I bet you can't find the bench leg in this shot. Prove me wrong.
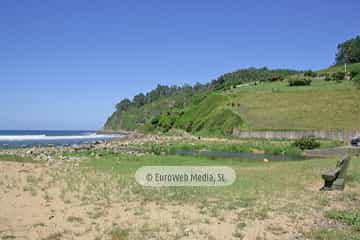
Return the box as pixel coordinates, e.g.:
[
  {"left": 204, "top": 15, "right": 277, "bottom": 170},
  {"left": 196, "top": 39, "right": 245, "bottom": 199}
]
[{"left": 320, "top": 180, "right": 334, "bottom": 191}]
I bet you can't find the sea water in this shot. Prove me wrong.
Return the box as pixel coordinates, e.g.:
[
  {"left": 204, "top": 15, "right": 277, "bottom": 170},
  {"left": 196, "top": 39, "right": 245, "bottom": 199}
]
[{"left": 0, "top": 130, "right": 121, "bottom": 148}]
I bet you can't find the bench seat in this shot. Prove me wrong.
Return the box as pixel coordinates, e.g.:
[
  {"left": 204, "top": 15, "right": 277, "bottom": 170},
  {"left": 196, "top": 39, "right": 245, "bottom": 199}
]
[
  {"left": 321, "top": 167, "right": 341, "bottom": 181},
  {"left": 320, "top": 155, "right": 350, "bottom": 191}
]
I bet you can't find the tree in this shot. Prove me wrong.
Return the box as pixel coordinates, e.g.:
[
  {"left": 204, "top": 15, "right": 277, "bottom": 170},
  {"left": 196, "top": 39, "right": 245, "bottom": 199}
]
[
  {"left": 193, "top": 82, "right": 204, "bottom": 91},
  {"left": 115, "top": 99, "right": 131, "bottom": 111},
  {"left": 304, "top": 70, "right": 317, "bottom": 77},
  {"left": 133, "top": 93, "right": 145, "bottom": 107},
  {"left": 336, "top": 35, "right": 360, "bottom": 64},
  {"left": 210, "top": 67, "right": 299, "bottom": 90}
]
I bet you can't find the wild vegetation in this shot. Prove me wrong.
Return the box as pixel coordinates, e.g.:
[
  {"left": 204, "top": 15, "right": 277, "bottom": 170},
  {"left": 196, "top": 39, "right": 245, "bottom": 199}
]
[
  {"left": 104, "top": 35, "right": 360, "bottom": 136},
  {"left": 143, "top": 139, "right": 304, "bottom": 157},
  {"left": 288, "top": 77, "right": 312, "bottom": 86},
  {"left": 104, "top": 67, "right": 300, "bottom": 132},
  {"left": 211, "top": 67, "right": 299, "bottom": 90},
  {"left": 292, "top": 136, "right": 321, "bottom": 150}
]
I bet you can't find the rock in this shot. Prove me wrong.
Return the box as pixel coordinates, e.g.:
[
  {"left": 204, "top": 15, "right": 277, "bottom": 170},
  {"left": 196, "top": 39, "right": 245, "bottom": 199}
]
[
  {"left": 26, "top": 150, "right": 34, "bottom": 155},
  {"left": 94, "top": 140, "right": 104, "bottom": 145},
  {"left": 36, "top": 153, "right": 48, "bottom": 161}
]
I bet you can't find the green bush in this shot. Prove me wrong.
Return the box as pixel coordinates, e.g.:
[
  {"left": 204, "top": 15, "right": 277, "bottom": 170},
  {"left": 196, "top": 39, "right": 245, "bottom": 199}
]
[
  {"left": 292, "top": 136, "right": 320, "bottom": 150},
  {"left": 332, "top": 71, "right": 346, "bottom": 81},
  {"left": 323, "top": 71, "right": 347, "bottom": 82},
  {"left": 304, "top": 70, "right": 317, "bottom": 77},
  {"left": 349, "top": 71, "right": 358, "bottom": 79},
  {"left": 148, "top": 111, "right": 185, "bottom": 133},
  {"left": 150, "top": 145, "right": 165, "bottom": 155},
  {"left": 288, "top": 78, "right": 312, "bottom": 86},
  {"left": 324, "top": 73, "right": 332, "bottom": 81},
  {"left": 269, "top": 75, "right": 284, "bottom": 82}
]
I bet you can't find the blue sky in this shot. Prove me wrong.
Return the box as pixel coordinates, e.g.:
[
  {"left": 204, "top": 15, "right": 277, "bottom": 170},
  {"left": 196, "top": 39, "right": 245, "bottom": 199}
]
[{"left": 1, "top": 0, "right": 359, "bottom": 130}]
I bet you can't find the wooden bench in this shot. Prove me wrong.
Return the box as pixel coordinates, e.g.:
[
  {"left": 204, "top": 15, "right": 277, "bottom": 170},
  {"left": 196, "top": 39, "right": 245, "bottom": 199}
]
[{"left": 320, "top": 155, "right": 351, "bottom": 191}]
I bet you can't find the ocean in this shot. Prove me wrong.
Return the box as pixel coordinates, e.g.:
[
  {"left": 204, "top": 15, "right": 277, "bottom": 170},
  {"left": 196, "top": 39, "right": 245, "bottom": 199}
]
[{"left": 0, "top": 130, "right": 121, "bottom": 148}]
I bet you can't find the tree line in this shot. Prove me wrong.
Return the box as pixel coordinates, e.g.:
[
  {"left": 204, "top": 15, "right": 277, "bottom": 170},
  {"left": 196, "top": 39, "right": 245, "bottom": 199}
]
[
  {"left": 114, "top": 67, "right": 301, "bottom": 112},
  {"left": 115, "top": 83, "right": 208, "bottom": 112},
  {"left": 336, "top": 35, "right": 360, "bottom": 64}
]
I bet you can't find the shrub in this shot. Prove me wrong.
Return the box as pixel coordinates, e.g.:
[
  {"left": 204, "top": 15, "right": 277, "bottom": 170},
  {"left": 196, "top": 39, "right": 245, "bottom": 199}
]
[
  {"left": 332, "top": 71, "right": 346, "bottom": 81},
  {"left": 324, "top": 73, "right": 332, "bottom": 81},
  {"left": 288, "top": 78, "right": 312, "bottom": 86},
  {"left": 304, "top": 70, "right": 317, "bottom": 77},
  {"left": 150, "top": 145, "right": 164, "bottom": 155},
  {"left": 353, "top": 75, "right": 360, "bottom": 89},
  {"left": 349, "top": 70, "right": 359, "bottom": 79},
  {"left": 269, "top": 75, "right": 284, "bottom": 82},
  {"left": 292, "top": 136, "right": 320, "bottom": 150},
  {"left": 150, "top": 115, "right": 161, "bottom": 125},
  {"left": 149, "top": 111, "right": 185, "bottom": 133}
]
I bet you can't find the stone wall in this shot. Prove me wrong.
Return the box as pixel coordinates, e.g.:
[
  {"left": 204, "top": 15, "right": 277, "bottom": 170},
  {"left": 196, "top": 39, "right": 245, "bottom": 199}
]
[{"left": 232, "top": 129, "right": 360, "bottom": 141}]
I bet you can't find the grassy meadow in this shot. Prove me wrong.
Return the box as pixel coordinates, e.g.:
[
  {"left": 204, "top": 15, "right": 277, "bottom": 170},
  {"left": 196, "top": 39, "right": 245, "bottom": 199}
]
[{"left": 228, "top": 80, "right": 360, "bottom": 130}]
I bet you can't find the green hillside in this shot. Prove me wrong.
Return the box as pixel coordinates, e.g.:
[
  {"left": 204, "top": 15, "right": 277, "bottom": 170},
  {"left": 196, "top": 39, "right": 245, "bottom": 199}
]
[
  {"left": 173, "top": 94, "right": 243, "bottom": 136},
  {"left": 104, "top": 67, "right": 298, "bottom": 132},
  {"left": 104, "top": 91, "right": 202, "bottom": 131},
  {"left": 104, "top": 63, "right": 360, "bottom": 136},
  {"left": 228, "top": 80, "right": 360, "bottom": 130},
  {"left": 319, "top": 62, "right": 360, "bottom": 73}
]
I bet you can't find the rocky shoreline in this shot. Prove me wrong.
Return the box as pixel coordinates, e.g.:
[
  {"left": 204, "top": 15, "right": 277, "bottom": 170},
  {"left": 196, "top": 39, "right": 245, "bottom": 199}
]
[{"left": 0, "top": 133, "right": 196, "bottom": 162}]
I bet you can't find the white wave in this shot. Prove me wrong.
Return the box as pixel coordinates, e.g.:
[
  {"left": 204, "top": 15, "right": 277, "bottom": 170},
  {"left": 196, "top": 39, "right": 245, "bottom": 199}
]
[{"left": 0, "top": 134, "right": 120, "bottom": 141}]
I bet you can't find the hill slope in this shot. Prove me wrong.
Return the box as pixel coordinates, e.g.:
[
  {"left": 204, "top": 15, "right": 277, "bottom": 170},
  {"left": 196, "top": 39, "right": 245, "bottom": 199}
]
[
  {"left": 104, "top": 64, "right": 360, "bottom": 135},
  {"left": 104, "top": 67, "right": 299, "bottom": 132},
  {"left": 228, "top": 80, "right": 360, "bottom": 130}
]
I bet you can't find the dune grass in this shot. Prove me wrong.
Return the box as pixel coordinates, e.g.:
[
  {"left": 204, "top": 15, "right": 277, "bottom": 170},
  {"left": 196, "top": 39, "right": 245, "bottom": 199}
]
[
  {"left": 56, "top": 149, "right": 360, "bottom": 238},
  {"left": 70, "top": 150, "right": 360, "bottom": 207}
]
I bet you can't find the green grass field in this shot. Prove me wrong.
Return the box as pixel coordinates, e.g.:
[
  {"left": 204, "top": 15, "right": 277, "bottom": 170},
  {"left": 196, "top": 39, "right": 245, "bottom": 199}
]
[{"left": 228, "top": 80, "right": 360, "bottom": 130}]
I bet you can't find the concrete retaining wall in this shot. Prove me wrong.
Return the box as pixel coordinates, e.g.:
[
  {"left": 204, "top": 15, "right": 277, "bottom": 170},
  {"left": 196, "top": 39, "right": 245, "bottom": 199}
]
[{"left": 232, "top": 129, "right": 360, "bottom": 141}]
